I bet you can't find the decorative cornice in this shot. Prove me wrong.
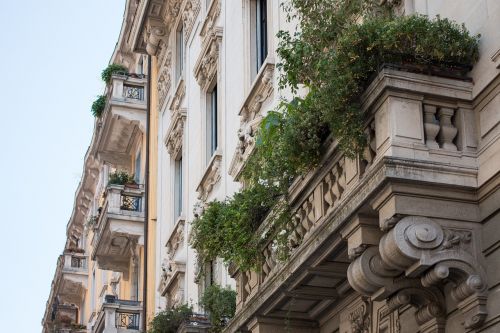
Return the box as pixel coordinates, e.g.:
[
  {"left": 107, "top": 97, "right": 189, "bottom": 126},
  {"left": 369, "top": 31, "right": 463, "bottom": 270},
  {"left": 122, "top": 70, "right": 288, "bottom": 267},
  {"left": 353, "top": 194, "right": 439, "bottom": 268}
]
[
  {"left": 164, "top": 108, "right": 187, "bottom": 156},
  {"left": 196, "top": 151, "right": 222, "bottom": 201},
  {"left": 193, "top": 26, "right": 223, "bottom": 91},
  {"left": 229, "top": 62, "right": 275, "bottom": 180}
]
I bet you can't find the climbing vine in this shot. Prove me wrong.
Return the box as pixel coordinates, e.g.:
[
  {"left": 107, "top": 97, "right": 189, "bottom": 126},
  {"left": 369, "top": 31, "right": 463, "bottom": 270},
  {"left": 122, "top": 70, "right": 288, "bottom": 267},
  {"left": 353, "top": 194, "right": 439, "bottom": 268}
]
[{"left": 190, "top": 1, "right": 480, "bottom": 273}]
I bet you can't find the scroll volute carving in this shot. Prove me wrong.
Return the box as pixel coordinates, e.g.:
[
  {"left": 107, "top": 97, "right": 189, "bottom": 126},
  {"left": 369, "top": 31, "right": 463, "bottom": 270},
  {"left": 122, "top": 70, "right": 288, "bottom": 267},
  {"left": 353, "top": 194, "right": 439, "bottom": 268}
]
[
  {"left": 346, "top": 216, "right": 488, "bottom": 331},
  {"left": 144, "top": 17, "right": 168, "bottom": 56}
]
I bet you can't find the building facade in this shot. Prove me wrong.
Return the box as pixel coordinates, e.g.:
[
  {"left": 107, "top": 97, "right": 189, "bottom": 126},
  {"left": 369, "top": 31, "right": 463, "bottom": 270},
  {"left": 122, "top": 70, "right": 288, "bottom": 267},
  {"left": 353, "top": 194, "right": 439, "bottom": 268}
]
[{"left": 43, "top": 1, "right": 500, "bottom": 333}]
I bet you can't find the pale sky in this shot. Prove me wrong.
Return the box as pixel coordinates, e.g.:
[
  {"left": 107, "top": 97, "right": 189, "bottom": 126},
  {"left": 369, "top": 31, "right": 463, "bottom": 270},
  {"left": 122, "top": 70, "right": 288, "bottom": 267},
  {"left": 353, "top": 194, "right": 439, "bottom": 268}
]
[{"left": 0, "top": 1, "right": 125, "bottom": 331}]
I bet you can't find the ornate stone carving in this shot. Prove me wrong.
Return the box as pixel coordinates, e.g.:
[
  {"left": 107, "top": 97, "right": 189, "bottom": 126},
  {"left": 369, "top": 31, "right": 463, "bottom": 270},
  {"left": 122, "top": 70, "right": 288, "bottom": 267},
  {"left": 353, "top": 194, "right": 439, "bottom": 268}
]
[
  {"left": 349, "top": 298, "right": 371, "bottom": 333},
  {"left": 229, "top": 63, "right": 275, "bottom": 179},
  {"left": 196, "top": 152, "right": 222, "bottom": 201},
  {"left": 169, "top": 79, "right": 186, "bottom": 115},
  {"left": 182, "top": 0, "right": 201, "bottom": 42},
  {"left": 164, "top": 108, "right": 187, "bottom": 157},
  {"left": 194, "top": 27, "right": 223, "bottom": 91},
  {"left": 157, "top": 50, "right": 172, "bottom": 110},
  {"left": 346, "top": 216, "right": 488, "bottom": 331},
  {"left": 200, "top": 0, "right": 221, "bottom": 41},
  {"left": 166, "top": 219, "right": 185, "bottom": 261},
  {"left": 144, "top": 17, "right": 168, "bottom": 56}
]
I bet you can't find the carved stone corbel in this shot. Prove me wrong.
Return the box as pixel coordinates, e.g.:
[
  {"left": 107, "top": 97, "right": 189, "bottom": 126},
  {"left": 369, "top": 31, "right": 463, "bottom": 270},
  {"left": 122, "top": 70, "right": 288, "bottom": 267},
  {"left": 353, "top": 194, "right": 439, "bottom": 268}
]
[
  {"left": 144, "top": 18, "right": 168, "bottom": 56},
  {"left": 346, "top": 216, "right": 488, "bottom": 331}
]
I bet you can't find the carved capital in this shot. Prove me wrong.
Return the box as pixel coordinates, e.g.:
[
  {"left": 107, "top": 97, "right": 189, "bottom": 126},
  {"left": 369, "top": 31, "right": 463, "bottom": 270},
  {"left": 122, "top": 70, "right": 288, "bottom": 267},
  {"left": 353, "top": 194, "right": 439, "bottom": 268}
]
[{"left": 144, "top": 18, "right": 168, "bottom": 56}]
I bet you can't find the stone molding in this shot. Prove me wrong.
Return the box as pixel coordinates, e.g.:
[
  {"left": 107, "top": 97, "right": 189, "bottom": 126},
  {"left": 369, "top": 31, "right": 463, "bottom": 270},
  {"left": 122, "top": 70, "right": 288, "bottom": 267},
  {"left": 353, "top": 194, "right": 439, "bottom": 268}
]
[
  {"left": 229, "top": 62, "right": 275, "bottom": 180},
  {"left": 196, "top": 151, "right": 222, "bottom": 201},
  {"left": 346, "top": 216, "right": 487, "bottom": 331},
  {"left": 164, "top": 108, "right": 187, "bottom": 157},
  {"left": 193, "top": 26, "right": 223, "bottom": 91}
]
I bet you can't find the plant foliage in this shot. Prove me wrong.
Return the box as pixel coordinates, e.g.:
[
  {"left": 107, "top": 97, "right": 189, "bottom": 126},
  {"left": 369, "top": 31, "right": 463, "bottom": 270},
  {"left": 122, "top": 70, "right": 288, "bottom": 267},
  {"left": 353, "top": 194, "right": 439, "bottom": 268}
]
[
  {"left": 200, "top": 285, "right": 237, "bottom": 332},
  {"left": 101, "top": 63, "right": 129, "bottom": 84},
  {"left": 190, "top": 1, "right": 480, "bottom": 274},
  {"left": 108, "top": 171, "right": 135, "bottom": 186},
  {"left": 148, "top": 304, "right": 192, "bottom": 333},
  {"left": 91, "top": 95, "right": 106, "bottom": 118}
]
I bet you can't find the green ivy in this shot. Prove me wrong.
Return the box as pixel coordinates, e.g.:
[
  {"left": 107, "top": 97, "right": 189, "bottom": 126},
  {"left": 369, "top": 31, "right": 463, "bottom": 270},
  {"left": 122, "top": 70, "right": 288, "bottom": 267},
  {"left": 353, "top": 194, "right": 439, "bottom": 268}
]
[
  {"left": 148, "top": 304, "right": 192, "bottom": 333},
  {"left": 101, "top": 63, "right": 129, "bottom": 84},
  {"left": 200, "top": 285, "right": 237, "bottom": 332},
  {"left": 190, "top": 2, "right": 480, "bottom": 274},
  {"left": 108, "top": 171, "right": 135, "bottom": 186},
  {"left": 91, "top": 95, "right": 106, "bottom": 118}
]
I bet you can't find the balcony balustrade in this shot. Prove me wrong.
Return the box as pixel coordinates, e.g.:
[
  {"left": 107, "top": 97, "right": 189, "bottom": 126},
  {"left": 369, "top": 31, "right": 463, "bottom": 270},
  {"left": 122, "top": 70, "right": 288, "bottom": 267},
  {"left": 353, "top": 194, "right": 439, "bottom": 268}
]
[
  {"left": 92, "top": 184, "right": 145, "bottom": 274},
  {"left": 226, "top": 67, "right": 487, "bottom": 333},
  {"left": 92, "top": 296, "right": 143, "bottom": 333}
]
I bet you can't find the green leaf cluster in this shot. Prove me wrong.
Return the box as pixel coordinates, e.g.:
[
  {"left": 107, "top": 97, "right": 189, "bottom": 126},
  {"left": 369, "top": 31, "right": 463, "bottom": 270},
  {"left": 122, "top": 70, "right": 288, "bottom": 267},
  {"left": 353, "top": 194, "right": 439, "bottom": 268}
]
[
  {"left": 91, "top": 95, "right": 106, "bottom": 118},
  {"left": 108, "top": 171, "right": 135, "bottom": 186},
  {"left": 190, "top": 1, "right": 480, "bottom": 274},
  {"left": 148, "top": 304, "right": 192, "bottom": 333},
  {"left": 200, "top": 285, "right": 237, "bottom": 332},
  {"left": 101, "top": 63, "right": 129, "bottom": 84}
]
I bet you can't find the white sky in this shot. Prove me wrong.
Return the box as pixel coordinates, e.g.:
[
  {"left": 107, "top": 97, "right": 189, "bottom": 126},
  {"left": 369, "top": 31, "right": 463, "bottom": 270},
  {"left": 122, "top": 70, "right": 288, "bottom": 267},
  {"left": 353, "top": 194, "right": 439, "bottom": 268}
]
[{"left": 0, "top": 1, "right": 125, "bottom": 331}]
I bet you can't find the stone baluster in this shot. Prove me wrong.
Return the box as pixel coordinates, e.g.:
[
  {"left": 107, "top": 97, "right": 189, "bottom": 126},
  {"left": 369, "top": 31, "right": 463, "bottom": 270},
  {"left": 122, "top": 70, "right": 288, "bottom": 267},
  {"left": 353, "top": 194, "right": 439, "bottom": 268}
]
[
  {"left": 437, "top": 107, "right": 458, "bottom": 151},
  {"left": 423, "top": 105, "right": 440, "bottom": 149}
]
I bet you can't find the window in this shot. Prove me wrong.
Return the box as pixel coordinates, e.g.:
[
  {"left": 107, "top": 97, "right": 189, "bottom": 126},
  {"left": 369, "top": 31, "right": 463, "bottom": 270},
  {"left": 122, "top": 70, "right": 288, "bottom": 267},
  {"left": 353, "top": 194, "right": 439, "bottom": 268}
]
[
  {"left": 174, "top": 157, "right": 183, "bottom": 218},
  {"left": 176, "top": 26, "right": 184, "bottom": 81},
  {"left": 251, "top": 0, "right": 268, "bottom": 77},
  {"left": 137, "top": 56, "right": 144, "bottom": 75},
  {"left": 206, "top": 85, "right": 218, "bottom": 162},
  {"left": 134, "top": 151, "right": 141, "bottom": 184}
]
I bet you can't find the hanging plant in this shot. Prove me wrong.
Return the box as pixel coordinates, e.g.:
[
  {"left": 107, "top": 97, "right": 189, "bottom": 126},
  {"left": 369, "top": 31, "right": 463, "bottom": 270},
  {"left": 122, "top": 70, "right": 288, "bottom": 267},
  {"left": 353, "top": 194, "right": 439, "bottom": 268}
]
[
  {"left": 200, "top": 285, "right": 237, "bottom": 332},
  {"left": 91, "top": 95, "right": 106, "bottom": 118},
  {"left": 101, "top": 63, "right": 129, "bottom": 84}
]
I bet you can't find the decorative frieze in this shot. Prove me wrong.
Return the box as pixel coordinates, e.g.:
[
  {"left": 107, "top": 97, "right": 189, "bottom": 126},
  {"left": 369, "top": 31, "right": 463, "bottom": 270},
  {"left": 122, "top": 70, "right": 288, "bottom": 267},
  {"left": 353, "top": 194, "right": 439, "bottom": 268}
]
[
  {"left": 164, "top": 108, "right": 187, "bottom": 157},
  {"left": 229, "top": 63, "right": 275, "bottom": 180},
  {"left": 196, "top": 152, "right": 222, "bottom": 201},
  {"left": 194, "top": 26, "right": 223, "bottom": 91}
]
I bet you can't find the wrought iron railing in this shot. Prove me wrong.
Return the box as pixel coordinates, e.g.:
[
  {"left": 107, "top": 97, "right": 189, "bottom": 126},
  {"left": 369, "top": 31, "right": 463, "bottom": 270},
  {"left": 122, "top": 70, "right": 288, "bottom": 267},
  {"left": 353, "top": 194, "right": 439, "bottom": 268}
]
[
  {"left": 120, "top": 194, "right": 142, "bottom": 212},
  {"left": 116, "top": 311, "right": 140, "bottom": 330},
  {"left": 70, "top": 256, "right": 86, "bottom": 269},
  {"left": 123, "top": 85, "right": 144, "bottom": 100}
]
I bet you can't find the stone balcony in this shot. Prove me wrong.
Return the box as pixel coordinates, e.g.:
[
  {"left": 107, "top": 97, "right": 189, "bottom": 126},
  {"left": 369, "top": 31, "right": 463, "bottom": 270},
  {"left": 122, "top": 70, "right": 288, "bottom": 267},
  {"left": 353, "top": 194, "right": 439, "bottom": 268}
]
[
  {"left": 91, "top": 184, "right": 145, "bottom": 274},
  {"left": 92, "top": 296, "right": 143, "bottom": 333},
  {"left": 58, "top": 252, "right": 88, "bottom": 305},
  {"left": 225, "top": 67, "right": 489, "bottom": 333},
  {"left": 96, "top": 74, "right": 147, "bottom": 167}
]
